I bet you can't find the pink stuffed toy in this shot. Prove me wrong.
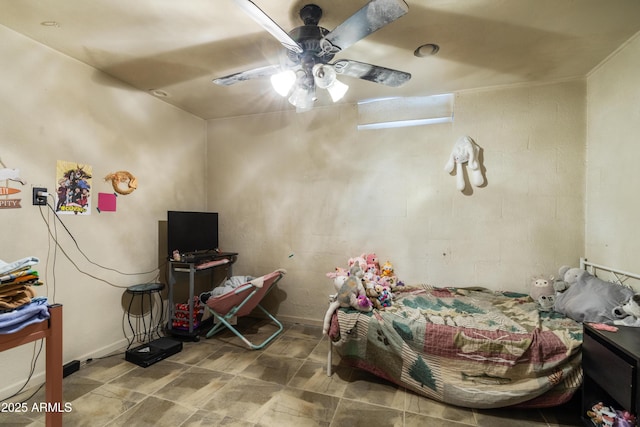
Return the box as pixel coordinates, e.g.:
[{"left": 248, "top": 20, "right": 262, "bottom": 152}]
[{"left": 365, "top": 253, "right": 380, "bottom": 275}]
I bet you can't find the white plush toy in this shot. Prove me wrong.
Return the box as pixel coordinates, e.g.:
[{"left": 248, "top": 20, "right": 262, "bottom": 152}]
[
  {"left": 444, "top": 136, "right": 485, "bottom": 191},
  {"left": 613, "top": 294, "right": 640, "bottom": 326},
  {"left": 322, "top": 261, "right": 371, "bottom": 335}
]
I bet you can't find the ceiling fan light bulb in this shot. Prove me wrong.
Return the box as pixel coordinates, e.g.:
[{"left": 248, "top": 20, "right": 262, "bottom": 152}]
[
  {"left": 312, "top": 64, "right": 337, "bottom": 89},
  {"left": 270, "top": 70, "right": 296, "bottom": 97},
  {"left": 327, "top": 79, "right": 349, "bottom": 102}
]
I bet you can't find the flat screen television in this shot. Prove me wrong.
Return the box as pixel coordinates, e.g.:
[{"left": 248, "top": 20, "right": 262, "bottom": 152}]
[{"left": 167, "top": 211, "right": 219, "bottom": 257}]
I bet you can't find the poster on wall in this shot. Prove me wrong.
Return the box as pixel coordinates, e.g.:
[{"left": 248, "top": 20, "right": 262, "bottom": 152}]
[{"left": 55, "top": 160, "right": 92, "bottom": 215}]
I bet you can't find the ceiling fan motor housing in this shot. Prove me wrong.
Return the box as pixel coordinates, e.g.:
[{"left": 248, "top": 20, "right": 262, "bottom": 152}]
[{"left": 287, "top": 25, "right": 334, "bottom": 64}]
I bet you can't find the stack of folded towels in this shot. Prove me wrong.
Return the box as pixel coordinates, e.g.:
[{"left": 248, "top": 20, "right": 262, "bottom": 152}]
[{"left": 0, "top": 256, "right": 49, "bottom": 334}]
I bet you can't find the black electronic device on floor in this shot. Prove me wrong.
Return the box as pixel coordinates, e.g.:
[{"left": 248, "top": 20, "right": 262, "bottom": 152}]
[{"left": 125, "top": 337, "right": 182, "bottom": 368}]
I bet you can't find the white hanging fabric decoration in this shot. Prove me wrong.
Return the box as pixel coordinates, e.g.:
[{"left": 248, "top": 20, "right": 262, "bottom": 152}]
[{"left": 444, "top": 136, "right": 484, "bottom": 191}]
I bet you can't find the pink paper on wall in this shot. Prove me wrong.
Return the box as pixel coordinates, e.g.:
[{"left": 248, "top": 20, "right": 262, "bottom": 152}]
[{"left": 98, "top": 192, "right": 116, "bottom": 212}]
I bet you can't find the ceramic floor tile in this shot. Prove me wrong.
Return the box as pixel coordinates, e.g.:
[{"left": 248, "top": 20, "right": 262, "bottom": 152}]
[
  {"left": 11, "top": 374, "right": 103, "bottom": 413},
  {"left": 107, "top": 360, "right": 188, "bottom": 395},
  {"left": 0, "top": 410, "right": 45, "bottom": 426},
  {"left": 75, "top": 354, "right": 136, "bottom": 383},
  {"left": 287, "top": 359, "right": 353, "bottom": 398},
  {"left": 200, "top": 376, "right": 284, "bottom": 423},
  {"left": 309, "top": 336, "right": 345, "bottom": 367},
  {"left": 105, "top": 395, "right": 195, "bottom": 427},
  {"left": 181, "top": 409, "right": 255, "bottom": 427},
  {"left": 342, "top": 369, "right": 405, "bottom": 411},
  {"left": 196, "top": 343, "right": 262, "bottom": 374},
  {"left": 281, "top": 323, "right": 324, "bottom": 340},
  {"left": 404, "top": 390, "right": 476, "bottom": 425},
  {"left": 254, "top": 387, "right": 340, "bottom": 427},
  {"left": 238, "top": 353, "right": 305, "bottom": 386},
  {"left": 264, "top": 334, "right": 319, "bottom": 359},
  {"left": 404, "top": 411, "right": 476, "bottom": 427},
  {"left": 331, "top": 398, "right": 404, "bottom": 427},
  {"left": 166, "top": 340, "right": 219, "bottom": 365},
  {"left": 474, "top": 407, "right": 548, "bottom": 427},
  {"left": 152, "top": 366, "right": 234, "bottom": 408},
  {"left": 58, "top": 383, "right": 146, "bottom": 427}
]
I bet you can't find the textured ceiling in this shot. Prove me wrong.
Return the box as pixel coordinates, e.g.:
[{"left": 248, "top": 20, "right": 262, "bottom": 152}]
[{"left": 1, "top": 0, "right": 639, "bottom": 120}]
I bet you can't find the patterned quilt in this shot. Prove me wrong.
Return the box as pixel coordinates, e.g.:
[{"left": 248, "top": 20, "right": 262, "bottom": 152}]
[{"left": 329, "top": 285, "right": 583, "bottom": 408}]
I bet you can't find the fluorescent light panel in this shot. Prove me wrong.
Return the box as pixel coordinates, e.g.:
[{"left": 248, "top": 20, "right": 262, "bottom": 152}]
[
  {"left": 357, "top": 93, "right": 454, "bottom": 130},
  {"left": 357, "top": 116, "right": 453, "bottom": 130}
]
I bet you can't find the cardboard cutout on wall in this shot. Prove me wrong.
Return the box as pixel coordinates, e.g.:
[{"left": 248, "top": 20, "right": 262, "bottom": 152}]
[{"left": 0, "top": 157, "right": 25, "bottom": 209}]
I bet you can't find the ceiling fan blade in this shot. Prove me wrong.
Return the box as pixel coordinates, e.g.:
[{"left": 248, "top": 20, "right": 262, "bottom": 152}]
[
  {"left": 333, "top": 59, "right": 411, "bottom": 87},
  {"left": 213, "top": 64, "right": 281, "bottom": 86},
  {"left": 232, "top": 0, "right": 303, "bottom": 53},
  {"left": 324, "top": 0, "right": 409, "bottom": 52}
]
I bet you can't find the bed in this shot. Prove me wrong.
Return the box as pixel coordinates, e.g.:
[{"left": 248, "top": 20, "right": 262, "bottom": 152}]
[{"left": 325, "top": 258, "right": 640, "bottom": 409}]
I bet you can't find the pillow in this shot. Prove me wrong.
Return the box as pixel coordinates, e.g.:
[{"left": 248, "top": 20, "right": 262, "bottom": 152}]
[{"left": 553, "top": 271, "right": 634, "bottom": 324}]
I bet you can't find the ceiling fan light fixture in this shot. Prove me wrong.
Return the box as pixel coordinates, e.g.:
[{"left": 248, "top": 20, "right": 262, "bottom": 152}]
[
  {"left": 312, "top": 64, "right": 336, "bottom": 89},
  {"left": 288, "top": 86, "right": 315, "bottom": 111},
  {"left": 312, "top": 64, "right": 348, "bottom": 102},
  {"left": 326, "top": 79, "right": 349, "bottom": 102},
  {"left": 270, "top": 69, "right": 297, "bottom": 97}
]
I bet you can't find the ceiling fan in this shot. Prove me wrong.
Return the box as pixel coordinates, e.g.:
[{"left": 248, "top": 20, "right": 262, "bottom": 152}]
[{"left": 213, "top": 0, "right": 411, "bottom": 111}]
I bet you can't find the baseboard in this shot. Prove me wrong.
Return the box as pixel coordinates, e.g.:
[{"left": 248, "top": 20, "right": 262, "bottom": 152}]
[{"left": 276, "top": 314, "right": 323, "bottom": 328}]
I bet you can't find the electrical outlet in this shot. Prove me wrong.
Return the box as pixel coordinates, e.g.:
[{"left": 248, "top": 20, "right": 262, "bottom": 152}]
[{"left": 32, "top": 187, "right": 47, "bottom": 206}]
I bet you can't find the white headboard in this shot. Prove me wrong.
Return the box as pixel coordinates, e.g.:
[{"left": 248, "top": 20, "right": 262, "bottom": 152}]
[{"left": 580, "top": 257, "right": 640, "bottom": 289}]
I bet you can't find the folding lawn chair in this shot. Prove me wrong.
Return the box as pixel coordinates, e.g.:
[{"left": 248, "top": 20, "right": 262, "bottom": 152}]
[{"left": 204, "top": 269, "right": 286, "bottom": 349}]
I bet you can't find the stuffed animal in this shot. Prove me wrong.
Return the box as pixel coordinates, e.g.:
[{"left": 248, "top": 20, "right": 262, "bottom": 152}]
[
  {"left": 365, "top": 285, "right": 384, "bottom": 310},
  {"left": 378, "top": 275, "right": 398, "bottom": 290},
  {"left": 530, "top": 275, "right": 555, "bottom": 310},
  {"left": 612, "top": 294, "right": 640, "bottom": 326},
  {"left": 362, "top": 270, "right": 379, "bottom": 289},
  {"left": 587, "top": 402, "right": 617, "bottom": 427},
  {"left": 444, "top": 136, "right": 484, "bottom": 191},
  {"left": 365, "top": 253, "right": 380, "bottom": 275},
  {"left": 356, "top": 294, "right": 372, "bottom": 310},
  {"left": 376, "top": 285, "right": 392, "bottom": 308},
  {"left": 322, "top": 261, "right": 371, "bottom": 334},
  {"left": 348, "top": 254, "right": 367, "bottom": 272},
  {"left": 381, "top": 261, "right": 394, "bottom": 277},
  {"left": 325, "top": 266, "right": 348, "bottom": 280},
  {"left": 554, "top": 265, "right": 586, "bottom": 293}
]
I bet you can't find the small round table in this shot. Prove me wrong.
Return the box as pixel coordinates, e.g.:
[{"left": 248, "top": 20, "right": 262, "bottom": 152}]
[{"left": 125, "top": 283, "right": 165, "bottom": 348}]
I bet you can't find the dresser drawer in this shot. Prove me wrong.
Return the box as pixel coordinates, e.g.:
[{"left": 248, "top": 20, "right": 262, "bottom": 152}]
[{"left": 583, "top": 332, "right": 635, "bottom": 409}]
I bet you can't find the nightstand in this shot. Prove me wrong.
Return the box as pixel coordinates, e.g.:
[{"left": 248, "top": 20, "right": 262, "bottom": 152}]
[{"left": 582, "top": 323, "right": 640, "bottom": 425}]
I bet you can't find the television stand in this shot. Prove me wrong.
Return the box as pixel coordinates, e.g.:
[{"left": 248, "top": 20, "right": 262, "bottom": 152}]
[{"left": 167, "top": 252, "right": 238, "bottom": 341}]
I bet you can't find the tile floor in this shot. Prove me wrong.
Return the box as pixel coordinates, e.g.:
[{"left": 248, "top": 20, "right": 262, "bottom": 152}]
[{"left": 3, "top": 318, "right": 584, "bottom": 426}]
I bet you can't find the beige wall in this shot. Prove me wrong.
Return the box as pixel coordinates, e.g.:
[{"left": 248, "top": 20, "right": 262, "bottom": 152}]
[
  {"left": 0, "top": 26, "right": 207, "bottom": 397},
  {"left": 206, "top": 79, "right": 586, "bottom": 324},
  {"left": 586, "top": 32, "right": 640, "bottom": 276}
]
